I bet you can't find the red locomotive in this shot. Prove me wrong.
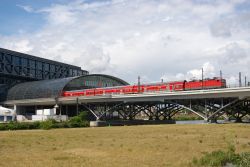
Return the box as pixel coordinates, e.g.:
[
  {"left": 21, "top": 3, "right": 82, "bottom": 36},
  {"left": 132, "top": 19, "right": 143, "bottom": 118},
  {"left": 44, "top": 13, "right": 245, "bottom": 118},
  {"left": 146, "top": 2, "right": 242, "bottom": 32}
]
[{"left": 62, "top": 78, "right": 226, "bottom": 97}]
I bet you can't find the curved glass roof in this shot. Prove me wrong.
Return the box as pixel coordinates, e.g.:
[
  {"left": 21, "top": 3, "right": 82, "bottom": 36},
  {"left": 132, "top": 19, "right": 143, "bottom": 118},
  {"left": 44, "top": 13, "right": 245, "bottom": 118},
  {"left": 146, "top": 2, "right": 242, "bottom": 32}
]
[
  {"left": 7, "top": 74, "right": 129, "bottom": 100},
  {"left": 63, "top": 74, "right": 129, "bottom": 91},
  {"left": 7, "top": 77, "right": 75, "bottom": 100}
]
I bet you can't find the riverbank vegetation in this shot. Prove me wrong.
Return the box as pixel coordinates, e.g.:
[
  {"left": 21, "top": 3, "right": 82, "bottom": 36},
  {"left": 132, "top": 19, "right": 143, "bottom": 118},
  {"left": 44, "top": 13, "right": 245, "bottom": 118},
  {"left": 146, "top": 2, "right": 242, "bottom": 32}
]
[{"left": 0, "top": 112, "right": 89, "bottom": 131}]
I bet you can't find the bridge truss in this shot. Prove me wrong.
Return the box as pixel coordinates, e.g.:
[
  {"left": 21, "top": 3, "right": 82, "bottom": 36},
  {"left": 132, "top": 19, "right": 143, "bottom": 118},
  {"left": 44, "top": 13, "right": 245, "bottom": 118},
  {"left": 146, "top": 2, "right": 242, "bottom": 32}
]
[
  {"left": 4, "top": 87, "right": 250, "bottom": 123},
  {"left": 81, "top": 97, "right": 250, "bottom": 123}
]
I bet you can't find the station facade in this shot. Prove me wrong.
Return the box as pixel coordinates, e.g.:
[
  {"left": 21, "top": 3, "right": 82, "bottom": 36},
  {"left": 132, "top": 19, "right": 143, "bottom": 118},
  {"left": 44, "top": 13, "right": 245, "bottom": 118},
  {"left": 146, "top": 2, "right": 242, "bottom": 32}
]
[
  {"left": 0, "top": 48, "right": 129, "bottom": 122},
  {"left": 0, "top": 48, "right": 88, "bottom": 101}
]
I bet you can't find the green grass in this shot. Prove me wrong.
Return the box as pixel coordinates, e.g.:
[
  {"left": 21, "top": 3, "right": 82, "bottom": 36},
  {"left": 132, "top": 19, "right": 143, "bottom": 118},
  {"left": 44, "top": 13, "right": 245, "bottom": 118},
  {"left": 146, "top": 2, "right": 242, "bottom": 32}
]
[{"left": 0, "top": 124, "right": 250, "bottom": 167}]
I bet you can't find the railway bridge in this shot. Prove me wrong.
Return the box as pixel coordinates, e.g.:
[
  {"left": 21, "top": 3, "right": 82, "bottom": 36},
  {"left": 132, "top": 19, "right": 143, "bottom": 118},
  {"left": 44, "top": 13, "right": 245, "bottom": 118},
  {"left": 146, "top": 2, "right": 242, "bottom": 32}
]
[{"left": 4, "top": 87, "right": 250, "bottom": 123}]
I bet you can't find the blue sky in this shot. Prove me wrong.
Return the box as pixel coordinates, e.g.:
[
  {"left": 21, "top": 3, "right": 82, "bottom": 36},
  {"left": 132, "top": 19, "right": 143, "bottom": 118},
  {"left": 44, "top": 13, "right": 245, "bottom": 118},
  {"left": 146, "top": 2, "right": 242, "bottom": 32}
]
[
  {"left": 0, "top": 0, "right": 250, "bottom": 85},
  {"left": 0, "top": 0, "right": 69, "bottom": 35}
]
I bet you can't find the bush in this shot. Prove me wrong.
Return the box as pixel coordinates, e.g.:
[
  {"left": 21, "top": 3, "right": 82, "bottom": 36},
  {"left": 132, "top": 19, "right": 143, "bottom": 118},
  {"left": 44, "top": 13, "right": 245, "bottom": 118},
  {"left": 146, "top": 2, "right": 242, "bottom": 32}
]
[
  {"left": 39, "top": 119, "right": 56, "bottom": 130},
  {"left": 238, "top": 152, "right": 250, "bottom": 167},
  {"left": 0, "top": 123, "right": 7, "bottom": 130},
  {"left": 68, "top": 112, "right": 89, "bottom": 128},
  {"left": 78, "top": 112, "right": 88, "bottom": 121},
  {"left": 192, "top": 144, "right": 250, "bottom": 167},
  {"left": 6, "top": 121, "right": 19, "bottom": 130},
  {"left": 0, "top": 121, "right": 42, "bottom": 130},
  {"left": 0, "top": 112, "right": 90, "bottom": 131},
  {"left": 15, "top": 122, "right": 30, "bottom": 130},
  {"left": 29, "top": 121, "right": 41, "bottom": 129},
  {"left": 68, "top": 117, "right": 89, "bottom": 128},
  {"left": 52, "top": 121, "right": 70, "bottom": 129}
]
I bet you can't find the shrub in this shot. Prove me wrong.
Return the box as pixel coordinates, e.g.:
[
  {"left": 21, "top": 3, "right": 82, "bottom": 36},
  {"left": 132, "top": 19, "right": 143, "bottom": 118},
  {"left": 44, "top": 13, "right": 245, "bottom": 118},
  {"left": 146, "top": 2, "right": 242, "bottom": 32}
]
[
  {"left": 68, "top": 116, "right": 83, "bottom": 128},
  {"left": 29, "top": 121, "right": 41, "bottom": 129},
  {"left": 16, "top": 122, "right": 30, "bottom": 130},
  {"left": 68, "top": 112, "right": 89, "bottom": 128},
  {"left": 192, "top": 144, "right": 250, "bottom": 167},
  {"left": 52, "top": 121, "right": 70, "bottom": 129},
  {"left": 6, "top": 121, "right": 19, "bottom": 130},
  {"left": 0, "top": 122, "right": 42, "bottom": 130},
  {"left": 238, "top": 152, "right": 250, "bottom": 167},
  {"left": 0, "top": 112, "right": 90, "bottom": 131},
  {"left": 39, "top": 119, "right": 55, "bottom": 130},
  {"left": 0, "top": 123, "right": 6, "bottom": 130},
  {"left": 78, "top": 112, "right": 88, "bottom": 121}
]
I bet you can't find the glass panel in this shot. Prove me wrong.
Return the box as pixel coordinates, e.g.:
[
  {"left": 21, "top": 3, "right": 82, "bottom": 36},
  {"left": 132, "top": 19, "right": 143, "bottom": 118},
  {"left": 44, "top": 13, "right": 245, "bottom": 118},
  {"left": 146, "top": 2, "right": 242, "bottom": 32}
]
[
  {"left": 36, "top": 62, "right": 43, "bottom": 70},
  {"left": 21, "top": 58, "right": 28, "bottom": 67},
  {"left": 0, "top": 52, "right": 4, "bottom": 62},
  {"left": 77, "top": 70, "right": 82, "bottom": 76},
  {"left": 6, "top": 116, "right": 12, "bottom": 121},
  {"left": 29, "top": 60, "right": 35, "bottom": 69},
  {"left": 50, "top": 64, "right": 55, "bottom": 72},
  {"left": 73, "top": 69, "right": 77, "bottom": 76},
  {"left": 0, "top": 116, "right": 4, "bottom": 121},
  {"left": 13, "top": 56, "right": 21, "bottom": 66},
  {"left": 0, "top": 63, "right": 3, "bottom": 72},
  {"left": 69, "top": 69, "right": 73, "bottom": 76},
  {"left": 44, "top": 63, "right": 49, "bottom": 71},
  {"left": 36, "top": 70, "right": 43, "bottom": 79},
  {"left": 30, "top": 69, "right": 35, "bottom": 77},
  {"left": 5, "top": 54, "right": 12, "bottom": 64}
]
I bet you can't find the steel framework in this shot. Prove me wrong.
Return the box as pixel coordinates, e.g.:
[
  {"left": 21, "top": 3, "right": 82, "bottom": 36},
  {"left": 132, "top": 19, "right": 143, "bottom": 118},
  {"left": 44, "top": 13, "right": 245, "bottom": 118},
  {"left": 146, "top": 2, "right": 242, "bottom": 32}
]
[
  {"left": 80, "top": 97, "right": 250, "bottom": 123},
  {"left": 0, "top": 48, "right": 88, "bottom": 86}
]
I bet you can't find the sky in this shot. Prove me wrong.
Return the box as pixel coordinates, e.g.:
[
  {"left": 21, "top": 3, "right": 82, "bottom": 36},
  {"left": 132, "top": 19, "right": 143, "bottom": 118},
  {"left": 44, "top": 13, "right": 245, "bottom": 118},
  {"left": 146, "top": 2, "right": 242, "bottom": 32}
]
[{"left": 0, "top": 0, "right": 250, "bottom": 85}]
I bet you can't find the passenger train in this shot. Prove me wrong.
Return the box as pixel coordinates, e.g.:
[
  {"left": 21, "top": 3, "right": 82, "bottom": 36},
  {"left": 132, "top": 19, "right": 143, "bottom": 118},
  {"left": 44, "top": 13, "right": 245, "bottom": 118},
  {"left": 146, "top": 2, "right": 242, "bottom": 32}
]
[{"left": 62, "top": 78, "right": 226, "bottom": 97}]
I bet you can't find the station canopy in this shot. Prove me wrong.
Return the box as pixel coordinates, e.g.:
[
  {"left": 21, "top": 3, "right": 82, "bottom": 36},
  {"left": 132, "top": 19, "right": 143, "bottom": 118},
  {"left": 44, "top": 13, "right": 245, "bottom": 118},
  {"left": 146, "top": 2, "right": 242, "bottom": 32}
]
[{"left": 6, "top": 74, "right": 129, "bottom": 100}]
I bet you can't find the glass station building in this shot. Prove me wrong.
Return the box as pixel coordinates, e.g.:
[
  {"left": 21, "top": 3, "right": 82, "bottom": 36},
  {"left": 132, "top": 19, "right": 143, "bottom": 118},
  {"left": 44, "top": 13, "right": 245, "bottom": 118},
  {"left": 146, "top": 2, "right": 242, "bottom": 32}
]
[
  {"left": 0, "top": 48, "right": 89, "bottom": 101},
  {"left": 0, "top": 48, "right": 129, "bottom": 120},
  {"left": 0, "top": 48, "right": 88, "bottom": 86}
]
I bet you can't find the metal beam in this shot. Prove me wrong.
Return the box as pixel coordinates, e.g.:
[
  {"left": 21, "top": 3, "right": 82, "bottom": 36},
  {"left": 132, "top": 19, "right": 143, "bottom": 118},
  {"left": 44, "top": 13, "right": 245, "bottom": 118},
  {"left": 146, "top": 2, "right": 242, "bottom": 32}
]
[{"left": 207, "top": 99, "right": 239, "bottom": 120}]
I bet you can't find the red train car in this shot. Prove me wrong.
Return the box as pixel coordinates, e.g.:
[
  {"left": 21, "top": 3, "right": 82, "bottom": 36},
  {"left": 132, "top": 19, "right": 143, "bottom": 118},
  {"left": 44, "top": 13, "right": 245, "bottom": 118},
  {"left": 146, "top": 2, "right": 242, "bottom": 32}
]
[
  {"left": 184, "top": 78, "right": 226, "bottom": 90},
  {"left": 61, "top": 78, "right": 226, "bottom": 97}
]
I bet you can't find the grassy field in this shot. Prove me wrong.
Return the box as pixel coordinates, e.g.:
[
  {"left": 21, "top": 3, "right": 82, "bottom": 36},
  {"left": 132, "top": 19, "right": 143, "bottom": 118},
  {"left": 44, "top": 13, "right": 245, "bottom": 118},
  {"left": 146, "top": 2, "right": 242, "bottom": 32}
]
[{"left": 0, "top": 124, "right": 250, "bottom": 167}]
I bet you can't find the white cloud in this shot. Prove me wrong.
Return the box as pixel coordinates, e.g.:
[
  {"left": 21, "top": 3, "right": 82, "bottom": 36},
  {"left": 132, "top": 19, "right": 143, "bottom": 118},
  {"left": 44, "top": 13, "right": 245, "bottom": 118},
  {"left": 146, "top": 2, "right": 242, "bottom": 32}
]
[
  {"left": 162, "top": 62, "right": 216, "bottom": 81},
  {"left": 17, "top": 5, "right": 34, "bottom": 12},
  {"left": 210, "top": 19, "right": 232, "bottom": 37},
  {"left": 1, "top": 0, "right": 250, "bottom": 85},
  {"left": 2, "top": 39, "right": 33, "bottom": 53}
]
